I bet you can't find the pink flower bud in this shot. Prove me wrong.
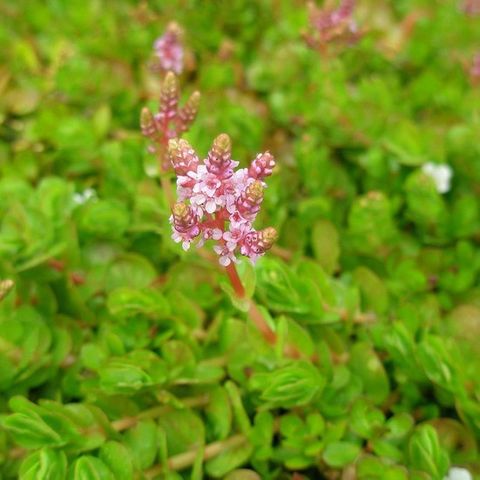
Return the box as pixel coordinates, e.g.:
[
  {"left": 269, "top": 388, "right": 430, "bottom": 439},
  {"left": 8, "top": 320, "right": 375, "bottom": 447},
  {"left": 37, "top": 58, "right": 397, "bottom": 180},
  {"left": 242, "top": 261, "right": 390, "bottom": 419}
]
[
  {"left": 256, "top": 227, "right": 278, "bottom": 253},
  {"left": 241, "top": 227, "right": 278, "bottom": 260},
  {"left": 140, "top": 107, "right": 157, "bottom": 138},
  {"left": 0, "top": 279, "right": 14, "bottom": 301},
  {"left": 159, "top": 72, "right": 179, "bottom": 123},
  {"left": 170, "top": 202, "right": 200, "bottom": 250},
  {"left": 236, "top": 180, "right": 264, "bottom": 221},
  {"left": 248, "top": 152, "right": 275, "bottom": 180},
  {"left": 177, "top": 91, "right": 200, "bottom": 134},
  {"left": 205, "top": 134, "right": 237, "bottom": 179},
  {"left": 168, "top": 139, "right": 199, "bottom": 175}
]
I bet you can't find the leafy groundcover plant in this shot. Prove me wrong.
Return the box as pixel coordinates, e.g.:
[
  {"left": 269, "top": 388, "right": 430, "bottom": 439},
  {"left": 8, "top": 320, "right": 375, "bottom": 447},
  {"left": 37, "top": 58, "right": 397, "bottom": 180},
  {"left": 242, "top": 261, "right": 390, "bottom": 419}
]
[{"left": 1, "top": 1, "right": 480, "bottom": 479}]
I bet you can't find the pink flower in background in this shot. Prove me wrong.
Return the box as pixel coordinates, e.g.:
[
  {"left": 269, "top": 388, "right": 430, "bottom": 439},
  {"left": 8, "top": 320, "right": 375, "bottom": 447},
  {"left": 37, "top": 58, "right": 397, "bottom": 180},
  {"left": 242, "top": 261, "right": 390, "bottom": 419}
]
[
  {"left": 168, "top": 134, "right": 278, "bottom": 265},
  {"left": 305, "top": 0, "right": 360, "bottom": 50},
  {"left": 153, "top": 22, "right": 184, "bottom": 74},
  {"left": 463, "top": 0, "right": 480, "bottom": 16}
]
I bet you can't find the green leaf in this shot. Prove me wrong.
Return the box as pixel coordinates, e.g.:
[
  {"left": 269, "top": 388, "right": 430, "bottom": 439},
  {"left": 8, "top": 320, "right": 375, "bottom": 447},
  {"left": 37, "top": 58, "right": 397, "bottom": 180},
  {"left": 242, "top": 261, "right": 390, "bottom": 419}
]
[
  {"left": 205, "top": 437, "right": 252, "bottom": 478},
  {"left": 349, "top": 343, "right": 390, "bottom": 405},
  {"left": 225, "top": 381, "right": 252, "bottom": 435},
  {"left": 78, "top": 200, "right": 130, "bottom": 239},
  {"left": 68, "top": 456, "right": 115, "bottom": 480},
  {"left": 99, "top": 441, "right": 134, "bottom": 480},
  {"left": 157, "top": 409, "right": 205, "bottom": 456},
  {"left": 250, "top": 361, "right": 325, "bottom": 409},
  {"left": 104, "top": 253, "right": 157, "bottom": 292},
  {"left": 19, "top": 448, "right": 68, "bottom": 480},
  {"left": 99, "top": 359, "right": 153, "bottom": 394},
  {"left": 385, "top": 413, "right": 414, "bottom": 440},
  {"left": 347, "top": 192, "right": 396, "bottom": 257},
  {"left": 311, "top": 219, "right": 340, "bottom": 274},
  {"left": 371, "top": 438, "right": 404, "bottom": 462},
  {"left": 349, "top": 399, "right": 385, "bottom": 439},
  {"left": 107, "top": 287, "right": 170, "bottom": 319},
  {"left": 205, "top": 386, "right": 232, "bottom": 441},
  {"left": 417, "top": 336, "right": 459, "bottom": 392},
  {"left": 322, "top": 441, "right": 361, "bottom": 467},
  {"left": 255, "top": 258, "right": 309, "bottom": 314},
  {"left": 408, "top": 425, "right": 450, "bottom": 478},
  {"left": 357, "top": 456, "right": 409, "bottom": 480},
  {"left": 251, "top": 411, "right": 274, "bottom": 461},
  {"left": 80, "top": 343, "right": 108, "bottom": 370},
  {"left": 2, "top": 412, "right": 65, "bottom": 449},
  {"left": 353, "top": 266, "right": 389, "bottom": 314},
  {"left": 124, "top": 420, "right": 158, "bottom": 470}
]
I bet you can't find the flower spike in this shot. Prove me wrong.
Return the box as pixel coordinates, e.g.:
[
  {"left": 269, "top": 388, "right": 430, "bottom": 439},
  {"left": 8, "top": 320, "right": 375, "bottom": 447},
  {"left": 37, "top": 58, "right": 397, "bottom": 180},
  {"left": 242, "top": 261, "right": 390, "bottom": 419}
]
[
  {"left": 305, "top": 0, "right": 360, "bottom": 51},
  {"left": 152, "top": 22, "right": 184, "bottom": 74},
  {"left": 177, "top": 91, "right": 201, "bottom": 134},
  {"left": 159, "top": 72, "right": 179, "bottom": 122},
  {"left": 248, "top": 152, "right": 276, "bottom": 180},
  {"left": 141, "top": 71, "right": 200, "bottom": 171},
  {"left": 169, "top": 135, "right": 277, "bottom": 265}
]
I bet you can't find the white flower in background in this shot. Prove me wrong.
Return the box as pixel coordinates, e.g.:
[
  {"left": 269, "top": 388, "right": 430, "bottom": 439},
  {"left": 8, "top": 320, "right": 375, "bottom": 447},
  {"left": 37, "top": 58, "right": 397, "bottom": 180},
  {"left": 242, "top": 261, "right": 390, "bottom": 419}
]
[
  {"left": 444, "top": 467, "right": 473, "bottom": 480},
  {"left": 73, "top": 188, "right": 97, "bottom": 205},
  {"left": 422, "top": 162, "right": 453, "bottom": 194}
]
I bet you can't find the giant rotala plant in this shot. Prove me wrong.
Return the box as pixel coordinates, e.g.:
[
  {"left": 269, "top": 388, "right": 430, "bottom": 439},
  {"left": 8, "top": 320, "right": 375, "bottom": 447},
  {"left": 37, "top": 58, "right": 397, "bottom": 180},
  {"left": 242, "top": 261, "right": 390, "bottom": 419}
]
[
  {"left": 140, "top": 32, "right": 287, "bottom": 353},
  {"left": 2, "top": 2, "right": 480, "bottom": 479}
]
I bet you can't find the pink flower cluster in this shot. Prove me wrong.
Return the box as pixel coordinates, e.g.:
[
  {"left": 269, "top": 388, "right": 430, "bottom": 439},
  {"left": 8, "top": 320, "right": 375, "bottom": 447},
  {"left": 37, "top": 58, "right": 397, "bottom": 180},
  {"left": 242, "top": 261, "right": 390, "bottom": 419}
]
[
  {"left": 305, "top": 0, "right": 360, "bottom": 50},
  {"left": 152, "top": 22, "right": 184, "bottom": 74},
  {"left": 141, "top": 72, "right": 200, "bottom": 170},
  {"left": 169, "top": 135, "right": 277, "bottom": 266}
]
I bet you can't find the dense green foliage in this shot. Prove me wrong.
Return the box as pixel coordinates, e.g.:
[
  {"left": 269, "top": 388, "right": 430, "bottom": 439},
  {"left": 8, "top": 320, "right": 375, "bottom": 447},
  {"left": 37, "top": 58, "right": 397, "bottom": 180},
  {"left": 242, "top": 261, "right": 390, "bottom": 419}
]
[{"left": 1, "top": 0, "right": 480, "bottom": 478}]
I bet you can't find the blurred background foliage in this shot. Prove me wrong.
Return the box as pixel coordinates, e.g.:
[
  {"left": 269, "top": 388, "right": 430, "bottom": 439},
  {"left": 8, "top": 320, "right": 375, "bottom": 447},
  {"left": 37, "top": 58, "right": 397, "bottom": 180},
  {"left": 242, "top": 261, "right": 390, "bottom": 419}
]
[{"left": 0, "top": 0, "right": 480, "bottom": 478}]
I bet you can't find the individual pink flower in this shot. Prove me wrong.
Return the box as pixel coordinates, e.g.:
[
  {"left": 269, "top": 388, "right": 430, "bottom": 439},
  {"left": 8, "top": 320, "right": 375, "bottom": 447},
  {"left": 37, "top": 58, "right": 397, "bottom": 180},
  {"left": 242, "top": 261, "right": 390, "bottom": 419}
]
[
  {"left": 223, "top": 221, "right": 252, "bottom": 251},
  {"left": 168, "top": 134, "right": 277, "bottom": 265},
  {"left": 153, "top": 22, "right": 184, "bottom": 74},
  {"left": 197, "top": 227, "right": 223, "bottom": 248},
  {"left": 214, "top": 244, "right": 238, "bottom": 267}
]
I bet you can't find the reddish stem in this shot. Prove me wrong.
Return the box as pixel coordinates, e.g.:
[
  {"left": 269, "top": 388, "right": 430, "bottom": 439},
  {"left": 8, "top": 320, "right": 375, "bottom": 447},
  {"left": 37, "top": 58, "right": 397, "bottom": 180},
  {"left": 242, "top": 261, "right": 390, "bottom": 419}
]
[
  {"left": 225, "top": 263, "right": 284, "bottom": 350},
  {"left": 214, "top": 213, "right": 276, "bottom": 344},
  {"left": 225, "top": 263, "right": 246, "bottom": 298}
]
